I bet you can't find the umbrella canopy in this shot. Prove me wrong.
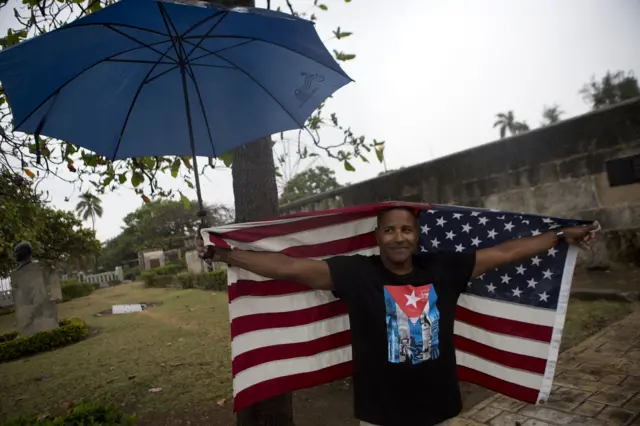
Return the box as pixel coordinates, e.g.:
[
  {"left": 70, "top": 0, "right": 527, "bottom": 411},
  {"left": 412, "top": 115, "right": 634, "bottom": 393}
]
[{"left": 0, "top": 0, "right": 351, "bottom": 160}]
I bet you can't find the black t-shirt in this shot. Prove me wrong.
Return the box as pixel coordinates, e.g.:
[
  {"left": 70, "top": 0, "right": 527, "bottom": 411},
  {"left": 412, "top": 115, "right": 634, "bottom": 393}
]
[{"left": 326, "top": 252, "right": 476, "bottom": 426}]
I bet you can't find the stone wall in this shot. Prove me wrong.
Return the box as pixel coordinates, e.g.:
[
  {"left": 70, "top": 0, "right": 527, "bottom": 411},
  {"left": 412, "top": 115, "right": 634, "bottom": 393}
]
[{"left": 280, "top": 98, "right": 640, "bottom": 267}]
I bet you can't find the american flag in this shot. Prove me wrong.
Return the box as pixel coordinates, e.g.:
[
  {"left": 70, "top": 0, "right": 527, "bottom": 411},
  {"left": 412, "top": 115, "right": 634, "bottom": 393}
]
[{"left": 201, "top": 202, "right": 589, "bottom": 412}]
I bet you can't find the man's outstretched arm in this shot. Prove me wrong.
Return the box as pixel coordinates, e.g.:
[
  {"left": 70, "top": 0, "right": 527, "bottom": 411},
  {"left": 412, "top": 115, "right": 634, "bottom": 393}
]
[
  {"left": 472, "top": 223, "right": 599, "bottom": 278},
  {"left": 196, "top": 236, "right": 333, "bottom": 290}
]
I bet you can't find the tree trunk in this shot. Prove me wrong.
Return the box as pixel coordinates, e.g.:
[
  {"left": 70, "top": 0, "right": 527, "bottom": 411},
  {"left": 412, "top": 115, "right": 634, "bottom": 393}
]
[
  {"left": 232, "top": 137, "right": 294, "bottom": 426},
  {"left": 206, "top": 1, "right": 294, "bottom": 424}
]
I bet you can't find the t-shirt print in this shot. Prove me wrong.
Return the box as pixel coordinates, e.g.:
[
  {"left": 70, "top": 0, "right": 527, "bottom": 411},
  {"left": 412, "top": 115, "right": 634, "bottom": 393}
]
[{"left": 384, "top": 284, "right": 440, "bottom": 365}]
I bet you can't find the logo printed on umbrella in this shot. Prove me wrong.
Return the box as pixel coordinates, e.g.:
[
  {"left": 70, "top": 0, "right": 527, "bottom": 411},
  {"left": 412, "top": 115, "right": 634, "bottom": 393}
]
[{"left": 295, "top": 72, "right": 325, "bottom": 106}]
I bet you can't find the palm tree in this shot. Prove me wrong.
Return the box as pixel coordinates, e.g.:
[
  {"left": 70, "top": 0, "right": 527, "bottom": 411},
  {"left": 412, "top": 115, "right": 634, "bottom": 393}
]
[
  {"left": 542, "top": 104, "right": 564, "bottom": 126},
  {"left": 75, "top": 191, "right": 103, "bottom": 231},
  {"left": 493, "top": 111, "right": 530, "bottom": 138}
]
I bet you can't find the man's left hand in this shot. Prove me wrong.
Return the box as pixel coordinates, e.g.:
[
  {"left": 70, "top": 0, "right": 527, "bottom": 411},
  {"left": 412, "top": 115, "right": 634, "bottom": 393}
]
[{"left": 561, "top": 222, "right": 600, "bottom": 250}]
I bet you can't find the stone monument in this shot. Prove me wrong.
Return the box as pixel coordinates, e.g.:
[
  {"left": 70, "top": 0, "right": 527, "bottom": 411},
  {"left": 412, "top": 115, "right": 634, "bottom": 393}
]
[
  {"left": 42, "top": 265, "right": 63, "bottom": 302},
  {"left": 10, "top": 242, "right": 59, "bottom": 336}
]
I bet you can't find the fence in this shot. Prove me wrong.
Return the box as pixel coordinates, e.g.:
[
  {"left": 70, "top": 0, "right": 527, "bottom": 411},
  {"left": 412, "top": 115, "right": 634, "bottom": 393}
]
[
  {"left": 69, "top": 266, "right": 124, "bottom": 288},
  {"left": 0, "top": 278, "right": 13, "bottom": 307}
]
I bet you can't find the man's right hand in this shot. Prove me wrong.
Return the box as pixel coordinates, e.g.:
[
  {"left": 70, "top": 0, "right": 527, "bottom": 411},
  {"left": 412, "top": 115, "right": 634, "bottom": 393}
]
[{"left": 195, "top": 234, "right": 214, "bottom": 260}]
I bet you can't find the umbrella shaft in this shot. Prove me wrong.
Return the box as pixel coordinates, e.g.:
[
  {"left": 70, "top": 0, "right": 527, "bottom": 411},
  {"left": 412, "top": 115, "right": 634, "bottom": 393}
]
[{"left": 180, "top": 64, "right": 206, "bottom": 225}]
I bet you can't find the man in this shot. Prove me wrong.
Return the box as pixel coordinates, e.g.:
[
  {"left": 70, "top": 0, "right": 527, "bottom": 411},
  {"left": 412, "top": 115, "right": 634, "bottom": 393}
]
[{"left": 196, "top": 207, "right": 598, "bottom": 426}]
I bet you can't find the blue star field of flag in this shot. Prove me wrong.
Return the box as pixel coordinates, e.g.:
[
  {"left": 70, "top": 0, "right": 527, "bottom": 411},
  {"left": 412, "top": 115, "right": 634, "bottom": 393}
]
[{"left": 418, "top": 205, "right": 588, "bottom": 310}]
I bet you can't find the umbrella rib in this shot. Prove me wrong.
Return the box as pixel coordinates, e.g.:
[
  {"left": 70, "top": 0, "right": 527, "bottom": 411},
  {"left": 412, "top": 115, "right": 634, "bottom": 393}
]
[
  {"left": 200, "top": 49, "right": 304, "bottom": 128},
  {"left": 106, "top": 59, "right": 177, "bottom": 65},
  {"left": 145, "top": 65, "right": 180, "bottom": 85},
  {"left": 184, "top": 12, "right": 228, "bottom": 60},
  {"left": 13, "top": 40, "right": 171, "bottom": 132},
  {"left": 184, "top": 35, "right": 350, "bottom": 80},
  {"left": 183, "top": 57, "right": 217, "bottom": 158},
  {"left": 111, "top": 43, "right": 176, "bottom": 161},
  {"left": 63, "top": 22, "right": 169, "bottom": 37},
  {"left": 181, "top": 10, "right": 226, "bottom": 38},
  {"left": 188, "top": 39, "right": 253, "bottom": 63},
  {"left": 104, "top": 24, "right": 177, "bottom": 63}
]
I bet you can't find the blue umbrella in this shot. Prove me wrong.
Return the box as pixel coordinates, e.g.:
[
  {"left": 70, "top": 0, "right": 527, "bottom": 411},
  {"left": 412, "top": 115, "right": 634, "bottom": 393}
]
[{"left": 0, "top": 0, "right": 352, "bottom": 218}]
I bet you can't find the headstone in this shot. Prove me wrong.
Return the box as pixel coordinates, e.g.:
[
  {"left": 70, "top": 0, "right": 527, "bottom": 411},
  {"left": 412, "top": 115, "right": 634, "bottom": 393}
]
[
  {"left": 185, "top": 249, "right": 205, "bottom": 274},
  {"left": 10, "top": 242, "right": 59, "bottom": 336},
  {"left": 112, "top": 304, "right": 145, "bottom": 314},
  {"left": 115, "top": 266, "right": 124, "bottom": 281}
]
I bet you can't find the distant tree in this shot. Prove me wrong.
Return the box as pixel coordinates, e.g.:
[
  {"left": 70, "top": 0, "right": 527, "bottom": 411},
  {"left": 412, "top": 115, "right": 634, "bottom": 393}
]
[
  {"left": 98, "top": 200, "right": 233, "bottom": 270},
  {"left": 1, "top": 170, "right": 100, "bottom": 277},
  {"left": 580, "top": 70, "right": 640, "bottom": 110},
  {"left": 279, "top": 166, "right": 342, "bottom": 205},
  {"left": 75, "top": 191, "right": 103, "bottom": 231},
  {"left": 493, "top": 111, "right": 530, "bottom": 138},
  {"left": 541, "top": 104, "right": 564, "bottom": 126}
]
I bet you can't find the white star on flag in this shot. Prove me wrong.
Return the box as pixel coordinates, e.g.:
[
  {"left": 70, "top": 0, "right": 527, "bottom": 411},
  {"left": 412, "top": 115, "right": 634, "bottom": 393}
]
[
  {"left": 478, "top": 217, "right": 489, "bottom": 225},
  {"left": 501, "top": 274, "right": 511, "bottom": 284},
  {"left": 504, "top": 222, "right": 515, "bottom": 232},
  {"left": 421, "top": 224, "right": 430, "bottom": 235},
  {"left": 487, "top": 229, "right": 498, "bottom": 239},
  {"left": 462, "top": 223, "right": 472, "bottom": 233},
  {"left": 486, "top": 283, "right": 496, "bottom": 293},
  {"left": 542, "top": 269, "right": 553, "bottom": 279},
  {"left": 531, "top": 256, "right": 542, "bottom": 266},
  {"left": 527, "top": 278, "right": 538, "bottom": 288},
  {"left": 405, "top": 290, "right": 420, "bottom": 308},
  {"left": 445, "top": 230, "right": 456, "bottom": 240},
  {"left": 436, "top": 217, "right": 447, "bottom": 227},
  {"left": 548, "top": 247, "right": 558, "bottom": 257},
  {"left": 538, "top": 291, "right": 550, "bottom": 302},
  {"left": 516, "top": 265, "right": 527, "bottom": 275},
  {"left": 512, "top": 287, "right": 522, "bottom": 297}
]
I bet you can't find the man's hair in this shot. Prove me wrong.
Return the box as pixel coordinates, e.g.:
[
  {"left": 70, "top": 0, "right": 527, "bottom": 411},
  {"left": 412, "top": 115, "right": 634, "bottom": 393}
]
[{"left": 375, "top": 206, "right": 419, "bottom": 229}]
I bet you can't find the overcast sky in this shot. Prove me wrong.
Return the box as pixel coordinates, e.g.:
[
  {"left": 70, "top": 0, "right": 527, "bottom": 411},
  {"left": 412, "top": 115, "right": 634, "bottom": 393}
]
[{"left": 2, "top": 0, "right": 639, "bottom": 242}]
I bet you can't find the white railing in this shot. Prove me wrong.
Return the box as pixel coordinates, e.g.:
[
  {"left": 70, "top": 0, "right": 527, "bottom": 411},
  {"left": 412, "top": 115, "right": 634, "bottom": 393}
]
[{"left": 77, "top": 266, "right": 124, "bottom": 288}]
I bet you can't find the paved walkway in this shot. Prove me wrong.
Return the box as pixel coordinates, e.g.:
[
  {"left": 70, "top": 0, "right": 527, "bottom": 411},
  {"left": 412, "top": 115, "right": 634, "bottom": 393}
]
[{"left": 453, "top": 304, "right": 640, "bottom": 426}]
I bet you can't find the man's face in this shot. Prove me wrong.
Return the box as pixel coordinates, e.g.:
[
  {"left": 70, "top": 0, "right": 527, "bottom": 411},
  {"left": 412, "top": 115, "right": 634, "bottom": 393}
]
[{"left": 375, "top": 209, "right": 419, "bottom": 264}]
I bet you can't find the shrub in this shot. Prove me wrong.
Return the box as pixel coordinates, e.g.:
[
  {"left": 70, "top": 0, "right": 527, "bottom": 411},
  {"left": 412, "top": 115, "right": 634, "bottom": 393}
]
[
  {"left": 4, "top": 400, "right": 136, "bottom": 425},
  {"left": 197, "top": 269, "right": 228, "bottom": 291},
  {"left": 61, "top": 279, "right": 94, "bottom": 301},
  {"left": 140, "top": 271, "right": 176, "bottom": 288},
  {"left": 109, "top": 279, "right": 123, "bottom": 286},
  {"left": 0, "top": 317, "right": 88, "bottom": 363},
  {"left": 0, "top": 331, "right": 18, "bottom": 343},
  {"left": 123, "top": 265, "right": 140, "bottom": 280}
]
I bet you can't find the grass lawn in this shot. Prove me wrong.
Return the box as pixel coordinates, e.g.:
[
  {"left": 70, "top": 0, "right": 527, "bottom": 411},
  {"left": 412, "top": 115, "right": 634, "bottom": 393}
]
[{"left": 0, "top": 282, "right": 635, "bottom": 424}]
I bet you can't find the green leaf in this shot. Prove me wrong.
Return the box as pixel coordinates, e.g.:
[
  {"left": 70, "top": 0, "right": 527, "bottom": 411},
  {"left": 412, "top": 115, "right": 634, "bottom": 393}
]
[
  {"left": 179, "top": 192, "right": 191, "bottom": 210},
  {"left": 333, "top": 27, "right": 353, "bottom": 39},
  {"left": 171, "top": 158, "right": 180, "bottom": 178},
  {"left": 218, "top": 151, "right": 234, "bottom": 167},
  {"left": 89, "top": 1, "right": 102, "bottom": 13},
  {"left": 333, "top": 50, "right": 356, "bottom": 61},
  {"left": 318, "top": 4, "right": 328, "bottom": 10},
  {"left": 359, "top": 154, "right": 369, "bottom": 163},
  {"left": 185, "top": 180, "right": 194, "bottom": 189},
  {"left": 131, "top": 171, "right": 144, "bottom": 188},
  {"left": 344, "top": 160, "right": 355, "bottom": 172},
  {"left": 103, "top": 175, "right": 114, "bottom": 187},
  {"left": 375, "top": 146, "right": 384, "bottom": 163},
  {"left": 118, "top": 174, "right": 127, "bottom": 184}
]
